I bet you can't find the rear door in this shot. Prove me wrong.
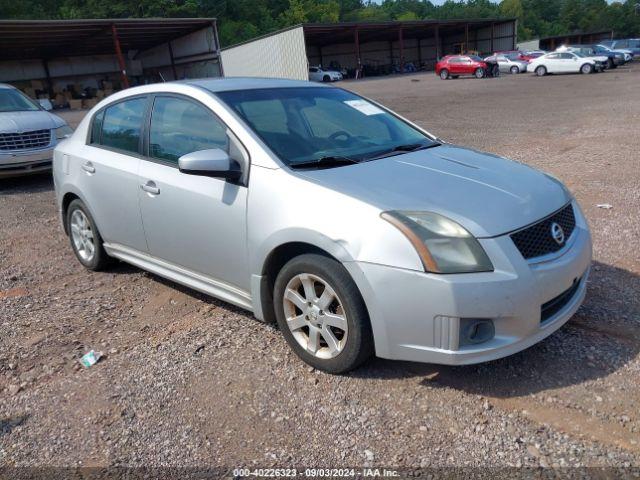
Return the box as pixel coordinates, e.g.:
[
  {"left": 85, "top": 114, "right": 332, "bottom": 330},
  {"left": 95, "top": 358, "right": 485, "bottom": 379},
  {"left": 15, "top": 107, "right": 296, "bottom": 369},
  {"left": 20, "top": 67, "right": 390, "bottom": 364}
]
[
  {"left": 137, "top": 94, "right": 250, "bottom": 290},
  {"left": 543, "top": 53, "right": 561, "bottom": 72},
  {"left": 77, "top": 96, "right": 149, "bottom": 252}
]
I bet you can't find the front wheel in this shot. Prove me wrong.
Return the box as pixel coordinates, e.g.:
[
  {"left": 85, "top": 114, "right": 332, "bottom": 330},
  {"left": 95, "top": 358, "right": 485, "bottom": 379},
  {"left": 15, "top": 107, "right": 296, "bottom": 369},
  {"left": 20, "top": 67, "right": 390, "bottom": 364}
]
[
  {"left": 581, "top": 63, "right": 593, "bottom": 74},
  {"left": 510, "top": 65, "right": 520, "bottom": 74},
  {"left": 535, "top": 66, "right": 547, "bottom": 76},
  {"left": 439, "top": 69, "right": 449, "bottom": 80},
  {"left": 474, "top": 68, "right": 485, "bottom": 79},
  {"left": 273, "top": 254, "right": 374, "bottom": 374},
  {"left": 322, "top": 75, "right": 330, "bottom": 82},
  {"left": 66, "top": 199, "right": 111, "bottom": 271}
]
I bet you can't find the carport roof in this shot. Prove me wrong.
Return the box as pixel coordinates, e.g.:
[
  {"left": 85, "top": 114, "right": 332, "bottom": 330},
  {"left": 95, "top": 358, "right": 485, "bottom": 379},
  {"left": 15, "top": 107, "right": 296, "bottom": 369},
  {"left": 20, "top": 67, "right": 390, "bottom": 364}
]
[{"left": 0, "top": 18, "right": 217, "bottom": 61}]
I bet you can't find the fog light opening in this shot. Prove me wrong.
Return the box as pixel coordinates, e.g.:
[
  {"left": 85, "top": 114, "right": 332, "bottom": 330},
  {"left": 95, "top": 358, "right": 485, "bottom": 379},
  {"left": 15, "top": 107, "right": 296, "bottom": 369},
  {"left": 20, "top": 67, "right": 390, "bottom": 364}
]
[{"left": 460, "top": 318, "right": 495, "bottom": 346}]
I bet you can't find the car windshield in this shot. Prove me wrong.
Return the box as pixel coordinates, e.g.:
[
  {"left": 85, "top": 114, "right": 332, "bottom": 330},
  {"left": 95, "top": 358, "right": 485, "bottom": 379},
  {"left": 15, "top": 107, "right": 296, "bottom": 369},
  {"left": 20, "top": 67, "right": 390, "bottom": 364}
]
[
  {"left": 217, "top": 87, "right": 437, "bottom": 166},
  {"left": 505, "top": 53, "right": 520, "bottom": 60},
  {"left": 0, "top": 89, "right": 41, "bottom": 112}
]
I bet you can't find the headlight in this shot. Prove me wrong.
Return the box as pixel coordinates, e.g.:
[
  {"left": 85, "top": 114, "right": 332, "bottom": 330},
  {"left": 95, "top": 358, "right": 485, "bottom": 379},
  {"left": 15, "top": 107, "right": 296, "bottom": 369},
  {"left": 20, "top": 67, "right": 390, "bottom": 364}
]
[
  {"left": 55, "top": 125, "right": 73, "bottom": 140},
  {"left": 381, "top": 211, "right": 493, "bottom": 274}
]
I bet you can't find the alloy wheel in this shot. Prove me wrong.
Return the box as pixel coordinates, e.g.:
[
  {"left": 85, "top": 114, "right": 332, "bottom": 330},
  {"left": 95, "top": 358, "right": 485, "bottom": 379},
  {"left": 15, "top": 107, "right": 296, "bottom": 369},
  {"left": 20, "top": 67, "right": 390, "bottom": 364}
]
[
  {"left": 70, "top": 209, "right": 95, "bottom": 262},
  {"left": 282, "top": 273, "right": 348, "bottom": 359}
]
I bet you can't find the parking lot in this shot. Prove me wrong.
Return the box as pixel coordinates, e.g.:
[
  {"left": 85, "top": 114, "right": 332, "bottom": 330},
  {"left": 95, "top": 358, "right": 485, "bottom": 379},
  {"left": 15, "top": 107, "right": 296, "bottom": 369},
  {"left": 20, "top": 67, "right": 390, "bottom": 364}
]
[{"left": 1, "top": 64, "right": 639, "bottom": 471}]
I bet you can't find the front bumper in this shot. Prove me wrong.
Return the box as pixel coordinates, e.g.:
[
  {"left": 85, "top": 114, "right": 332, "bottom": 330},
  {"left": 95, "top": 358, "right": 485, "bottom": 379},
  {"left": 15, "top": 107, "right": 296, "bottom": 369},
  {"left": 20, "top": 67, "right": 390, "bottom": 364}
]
[
  {"left": 0, "top": 147, "right": 54, "bottom": 178},
  {"left": 345, "top": 201, "right": 592, "bottom": 365}
]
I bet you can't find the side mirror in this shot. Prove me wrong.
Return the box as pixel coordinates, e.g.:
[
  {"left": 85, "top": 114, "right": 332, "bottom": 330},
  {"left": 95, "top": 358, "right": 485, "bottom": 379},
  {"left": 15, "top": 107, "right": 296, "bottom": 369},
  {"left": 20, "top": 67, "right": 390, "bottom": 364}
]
[{"left": 178, "top": 148, "right": 242, "bottom": 181}]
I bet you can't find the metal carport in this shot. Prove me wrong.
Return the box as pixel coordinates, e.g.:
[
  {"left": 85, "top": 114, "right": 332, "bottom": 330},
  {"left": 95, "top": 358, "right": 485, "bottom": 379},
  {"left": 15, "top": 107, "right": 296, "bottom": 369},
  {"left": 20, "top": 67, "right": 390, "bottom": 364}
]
[{"left": 0, "top": 18, "right": 222, "bottom": 98}]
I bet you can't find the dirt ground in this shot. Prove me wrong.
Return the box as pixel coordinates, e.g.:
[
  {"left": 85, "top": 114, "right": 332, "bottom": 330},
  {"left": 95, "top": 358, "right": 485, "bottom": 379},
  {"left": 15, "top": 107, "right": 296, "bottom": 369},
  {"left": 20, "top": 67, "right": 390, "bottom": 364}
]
[{"left": 1, "top": 65, "right": 639, "bottom": 474}]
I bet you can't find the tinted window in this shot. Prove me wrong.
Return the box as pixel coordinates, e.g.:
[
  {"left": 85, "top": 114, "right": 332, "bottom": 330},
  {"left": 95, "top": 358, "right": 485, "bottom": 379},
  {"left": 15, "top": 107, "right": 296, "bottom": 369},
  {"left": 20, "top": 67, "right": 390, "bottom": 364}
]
[
  {"left": 101, "top": 98, "right": 146, "bottom": 154},
  {"left": 217, "top": 87, "right": 434, "bottom": 166},
  {"left": 149, "top": 96, "right": 228, "bottom": 164},
  {"left": 90, "top": 110, "right": 104, "bottom": 144}
]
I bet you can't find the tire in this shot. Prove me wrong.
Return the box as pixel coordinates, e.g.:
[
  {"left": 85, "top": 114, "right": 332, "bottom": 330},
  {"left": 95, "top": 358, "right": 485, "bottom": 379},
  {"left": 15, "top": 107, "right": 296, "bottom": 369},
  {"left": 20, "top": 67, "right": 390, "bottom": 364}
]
[
  {"left": 535, "top": 66, "right": 547, "bottom": 77},
  {"left": 273, "top": 254, "right": 374, "bottom": 374},
  {"left": 510, "top": 65, "right": 519, "bottom": 74},
  {"left": 66, "top": 199, "right": 111, "bottom": 271},
  {"left": 439, "top": 69, "right": 449, "bottom": 80},
  {"left": 474, "top": 68, "right": 485, "bottom": 79},
  {"left": 581, "top": 63, "right": 593, "bottom": 74},
  {"left": 322, "top": 75, "right": 330, "bottom": 82},
  {"left": 607, "top": 58, "right": 615, "bottom": 69}
]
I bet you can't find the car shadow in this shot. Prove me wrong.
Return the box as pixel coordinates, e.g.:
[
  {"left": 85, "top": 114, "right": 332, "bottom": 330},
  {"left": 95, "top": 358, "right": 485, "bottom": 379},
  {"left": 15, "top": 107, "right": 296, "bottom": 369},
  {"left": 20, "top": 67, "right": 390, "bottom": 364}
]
[
  {"left": 348, "top": 261, "right": 639, "bottom": 398},
  {"left": 0, "top": 173, "right": 53, "bottom": 195}
]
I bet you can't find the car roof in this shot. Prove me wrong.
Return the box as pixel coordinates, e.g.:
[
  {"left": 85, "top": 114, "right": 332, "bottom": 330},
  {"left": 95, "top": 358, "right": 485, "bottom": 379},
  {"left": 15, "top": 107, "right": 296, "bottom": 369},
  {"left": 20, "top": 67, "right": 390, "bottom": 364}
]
[
  {"left": 183, "top": 77, "right": 325, "bottom": 93},
  {"left": 0, "top": 83, "right": 16, "bottom": 90}
]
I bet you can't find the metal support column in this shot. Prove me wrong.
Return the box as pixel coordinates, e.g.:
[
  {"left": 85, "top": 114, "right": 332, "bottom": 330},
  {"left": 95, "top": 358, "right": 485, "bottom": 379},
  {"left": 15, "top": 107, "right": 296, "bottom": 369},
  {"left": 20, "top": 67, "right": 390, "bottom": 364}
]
[
  {"left": 465, "top": 23, "right": 469, "bottom": 53},
  {"left": 212, "top": 20, "right": 224, "bottom": 77},
  {"left": 111, "top": 24, "right": 130, "bottom": 89},
  {"left": 167, "top": 41, "right": 178, "bottom": 80},
  {"left": 399, "top": 26, "right": 404, "bottom": 71},
  {"left": 42, "top": 59, "right": 53, "bottom": 98},
  {"left": 354, "top": 27, "right": 361, "bottom": 78},
  {"left": 434, "top": 25, "right": 440, "bottom": 61},
  {"left": 490, "top": 22, "right": 495, "bottom": 53}
]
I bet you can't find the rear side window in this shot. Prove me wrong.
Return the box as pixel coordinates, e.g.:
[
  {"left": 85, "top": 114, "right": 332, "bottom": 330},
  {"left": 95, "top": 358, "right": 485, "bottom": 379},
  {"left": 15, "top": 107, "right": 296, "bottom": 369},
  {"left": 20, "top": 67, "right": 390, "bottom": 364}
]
[
  {"left": 90, "top": 110, "right": 104, "bottom": 144},
  {"left": 149, "top": 96, "right": 228, "bottom": 164},
  {"left": 99, "top": 97, "right": 146, "bottom": 154}
]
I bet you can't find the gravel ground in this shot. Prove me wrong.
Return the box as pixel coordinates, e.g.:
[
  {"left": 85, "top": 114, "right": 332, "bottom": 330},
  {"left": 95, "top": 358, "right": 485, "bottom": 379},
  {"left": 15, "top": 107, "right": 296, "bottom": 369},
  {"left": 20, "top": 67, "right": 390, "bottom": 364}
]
[{"left": 1, "top": 65, "right": 639, "bottom": 474}]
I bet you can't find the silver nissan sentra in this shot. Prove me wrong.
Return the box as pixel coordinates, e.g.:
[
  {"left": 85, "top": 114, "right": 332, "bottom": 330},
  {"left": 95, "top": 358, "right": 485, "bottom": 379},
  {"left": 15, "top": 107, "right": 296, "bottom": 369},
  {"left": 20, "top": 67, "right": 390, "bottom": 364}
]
[{"left": 53, "top": 78, "right": 592, "bottom": 373}]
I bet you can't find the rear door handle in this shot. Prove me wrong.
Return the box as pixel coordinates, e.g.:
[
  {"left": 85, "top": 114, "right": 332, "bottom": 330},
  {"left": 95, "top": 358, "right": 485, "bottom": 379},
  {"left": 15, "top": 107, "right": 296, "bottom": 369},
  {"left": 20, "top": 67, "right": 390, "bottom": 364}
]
[
  {"left": 81, "top": 161, "right": 95, "bottom": 174},
  {"left": 141, "top": 181, "right": 160, "bottom": 195}
]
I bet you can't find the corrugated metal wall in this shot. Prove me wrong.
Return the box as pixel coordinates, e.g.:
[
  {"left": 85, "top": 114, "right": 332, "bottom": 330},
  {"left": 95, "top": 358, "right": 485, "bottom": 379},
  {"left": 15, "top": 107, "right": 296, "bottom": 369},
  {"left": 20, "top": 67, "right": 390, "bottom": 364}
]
[
  {"left": 221, "top": 26, "right": 308, "bottom": 80},
  {"left": 0, "top": 25, "right": 221, "bottom": 87}
]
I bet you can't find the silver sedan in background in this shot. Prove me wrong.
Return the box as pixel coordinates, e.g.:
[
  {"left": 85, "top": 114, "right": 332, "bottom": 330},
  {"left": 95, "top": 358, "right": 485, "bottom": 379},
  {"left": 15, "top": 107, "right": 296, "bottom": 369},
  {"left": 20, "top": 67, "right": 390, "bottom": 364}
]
[
  {"left": 0, "top": 83, "right": 72, "bottom": 178},
  {"left": 53, "top": 79, "right": 591, "bottom": 373},
  {"left": 485, "top": 53, "right": 529, "bottom": 74}
]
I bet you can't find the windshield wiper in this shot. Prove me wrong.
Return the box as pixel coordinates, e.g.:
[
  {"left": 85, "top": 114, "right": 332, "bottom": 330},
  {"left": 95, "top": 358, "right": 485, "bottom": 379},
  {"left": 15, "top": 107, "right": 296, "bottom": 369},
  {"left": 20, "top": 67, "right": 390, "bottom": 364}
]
[
  {"left": 366, "top": 142, "right": 441, "bottom": 161},
  {"left": 289, "top": 156, "right": 360, "bottom": 170}
]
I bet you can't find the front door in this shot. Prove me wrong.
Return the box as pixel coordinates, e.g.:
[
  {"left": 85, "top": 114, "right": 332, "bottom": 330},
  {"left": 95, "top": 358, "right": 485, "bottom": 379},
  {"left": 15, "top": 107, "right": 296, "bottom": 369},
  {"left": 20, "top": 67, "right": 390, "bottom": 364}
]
[{"left": 137, "top": 95, "right": 250, "bottom": 291}]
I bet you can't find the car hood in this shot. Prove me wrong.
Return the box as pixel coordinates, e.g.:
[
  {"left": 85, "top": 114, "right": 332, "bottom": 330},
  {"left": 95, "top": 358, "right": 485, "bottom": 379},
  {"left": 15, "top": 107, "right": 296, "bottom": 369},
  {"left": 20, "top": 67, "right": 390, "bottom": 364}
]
[
  {"left": 297, "top": 145, "right": 570, "bottom": 238},
  {"left": 0, "top": 110, "right": 65, "bottom": 134}
]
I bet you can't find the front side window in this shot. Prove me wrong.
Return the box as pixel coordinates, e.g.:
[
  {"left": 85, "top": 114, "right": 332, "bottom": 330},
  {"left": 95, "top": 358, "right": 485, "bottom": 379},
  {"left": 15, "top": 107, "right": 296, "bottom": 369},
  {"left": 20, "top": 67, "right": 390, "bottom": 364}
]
[
  {"left": 0, "top": 88, "right": 40, "bottom": 112},
  {"left": 149, "top": 96, "right": 228, "bottom": 163},
  {"left": 217, "top": 87, "right": 436, "bottom": 166},
  {"left": 100, "top": 97, "right": 146, "bottom": 154}
]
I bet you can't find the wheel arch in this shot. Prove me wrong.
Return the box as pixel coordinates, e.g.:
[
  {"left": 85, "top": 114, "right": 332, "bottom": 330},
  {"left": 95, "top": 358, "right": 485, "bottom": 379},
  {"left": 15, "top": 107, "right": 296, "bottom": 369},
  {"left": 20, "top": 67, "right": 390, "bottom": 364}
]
[
  {"left": 251, "top": 229, "right": 357, "bottom": 324},
  {"left": 59, "top": 188, "right": 102, "bottom": 238}
]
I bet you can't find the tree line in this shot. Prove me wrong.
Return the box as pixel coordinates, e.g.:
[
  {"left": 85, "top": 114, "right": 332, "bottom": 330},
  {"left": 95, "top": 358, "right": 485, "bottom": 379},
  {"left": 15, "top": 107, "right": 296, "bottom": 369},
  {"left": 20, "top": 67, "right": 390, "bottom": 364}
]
[{"left": 2, "top": 0, "right": 639, "bottom": 47}]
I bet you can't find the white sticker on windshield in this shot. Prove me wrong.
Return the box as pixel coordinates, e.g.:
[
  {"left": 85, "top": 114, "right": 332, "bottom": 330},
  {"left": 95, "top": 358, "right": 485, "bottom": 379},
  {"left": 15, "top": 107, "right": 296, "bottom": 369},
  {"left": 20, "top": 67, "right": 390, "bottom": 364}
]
[{"left": 344, "top": 99, "right": 384, "bottom": 116}]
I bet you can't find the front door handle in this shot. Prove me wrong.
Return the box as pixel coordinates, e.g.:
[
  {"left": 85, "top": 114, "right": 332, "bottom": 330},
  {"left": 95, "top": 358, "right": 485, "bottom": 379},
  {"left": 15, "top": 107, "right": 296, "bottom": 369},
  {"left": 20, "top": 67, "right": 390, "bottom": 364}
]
[
  {"left": 141, "top": 181, "right": 160, "bottom": 195},
  {"left": 81, "top": 161, "right": 95, "bottom": 174}
]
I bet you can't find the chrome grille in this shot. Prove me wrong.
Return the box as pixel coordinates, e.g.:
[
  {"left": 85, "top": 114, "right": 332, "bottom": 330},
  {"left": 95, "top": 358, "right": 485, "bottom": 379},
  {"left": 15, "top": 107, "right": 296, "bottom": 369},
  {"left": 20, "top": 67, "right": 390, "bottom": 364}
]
[
  {"left": 511, "top": 204, "right": 576, "bottom": 259},
  {"left": 0, "top": 129, "right": 51, "bottom": 151}
]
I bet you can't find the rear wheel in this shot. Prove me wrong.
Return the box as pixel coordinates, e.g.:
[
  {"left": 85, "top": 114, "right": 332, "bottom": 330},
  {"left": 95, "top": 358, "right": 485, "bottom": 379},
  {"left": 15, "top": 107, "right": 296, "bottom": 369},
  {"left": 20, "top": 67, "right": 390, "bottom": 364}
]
[
  {"left": 510, "top": 65, "right": 520, "bottom": 74},
  {"left": 535, "top": 66, "right": 547, "bottom": 76},
  {"left": 273, "top": 254, "right": 374, "bottom": 374},
  {"left": 66, "top": 199, "right": 111, "bottom": 271},
  {"left": 474, "top": 68, "right": 485, "bottom": 79},
  {"left": 581, "top": 63, "right": 593, "bottom": 74},
  {"left": 439, "top": 69, "right": 449, "bottom": 80}
]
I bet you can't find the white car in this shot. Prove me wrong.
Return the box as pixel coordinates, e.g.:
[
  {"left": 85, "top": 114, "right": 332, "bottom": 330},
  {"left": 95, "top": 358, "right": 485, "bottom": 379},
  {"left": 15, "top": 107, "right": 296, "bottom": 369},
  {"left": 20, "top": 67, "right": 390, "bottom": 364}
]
[
  {"left": 556, "top": 46, "right": 609, "bottom": 69},
  {"left": 309, "top": 66, "right": 343, "bottom": 82},
  {"left": 529, "top": 52, "right": 599, "bottom": 76}
]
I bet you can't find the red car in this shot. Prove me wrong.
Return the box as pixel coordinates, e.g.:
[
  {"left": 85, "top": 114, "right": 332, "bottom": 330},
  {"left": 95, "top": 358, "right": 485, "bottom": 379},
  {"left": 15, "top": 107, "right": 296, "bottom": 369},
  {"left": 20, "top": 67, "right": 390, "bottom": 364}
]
[{"left": 435, "top": 55, "right": 487, "bottom": 80}]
